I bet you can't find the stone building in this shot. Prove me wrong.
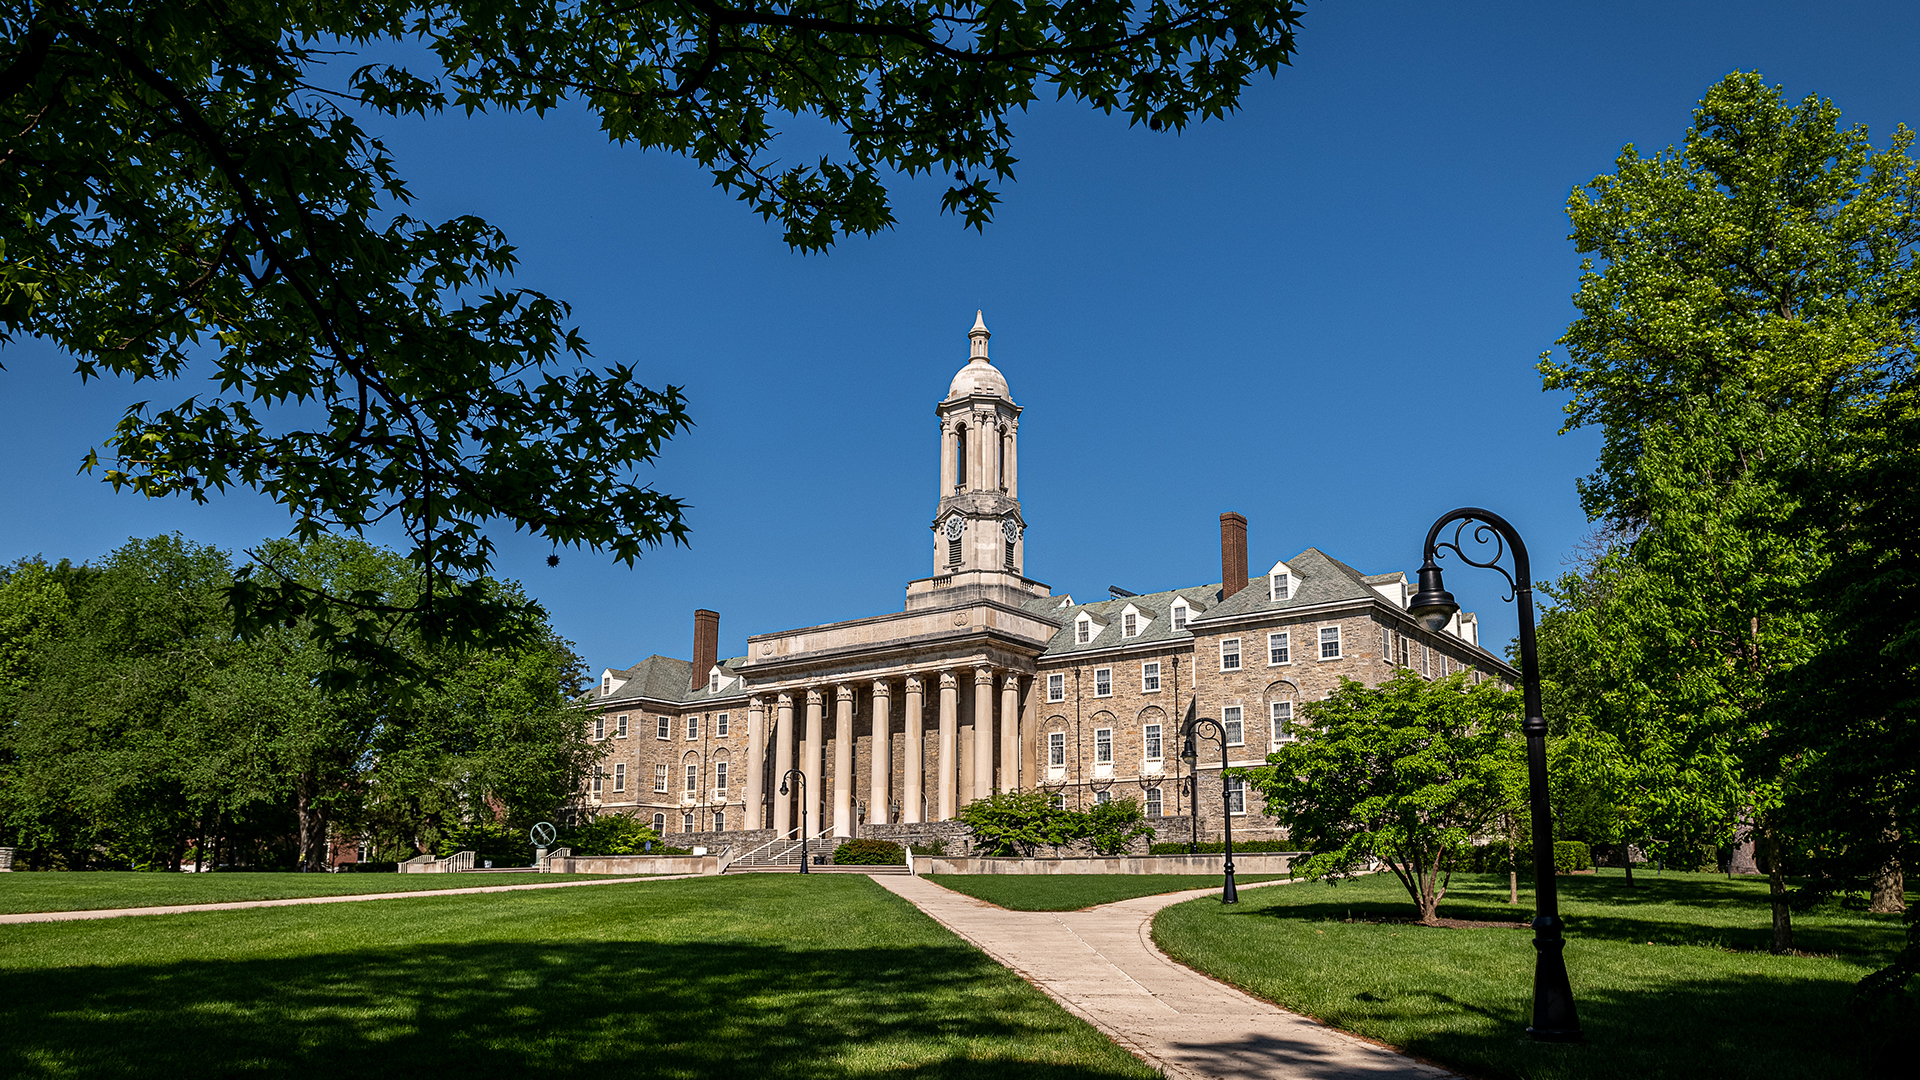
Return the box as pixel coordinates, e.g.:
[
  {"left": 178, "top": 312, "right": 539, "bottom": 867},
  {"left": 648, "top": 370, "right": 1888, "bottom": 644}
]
[{"left": 582, "top": 314, "right": 1516, "bottom": 845}]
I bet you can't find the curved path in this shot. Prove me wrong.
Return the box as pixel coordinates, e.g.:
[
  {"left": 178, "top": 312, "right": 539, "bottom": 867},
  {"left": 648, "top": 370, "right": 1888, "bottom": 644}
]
[
  {"left": 0, "top": 874, "right": 701, "bottom": 924},
  {"left": 875, "top": 875, "right": 1453, "bottom": 1080}
]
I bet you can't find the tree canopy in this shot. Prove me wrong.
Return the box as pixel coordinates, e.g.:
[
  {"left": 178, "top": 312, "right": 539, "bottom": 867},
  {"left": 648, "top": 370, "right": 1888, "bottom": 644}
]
[{"left": 0, "top": 0, "right": 1306, "bottom": 678}]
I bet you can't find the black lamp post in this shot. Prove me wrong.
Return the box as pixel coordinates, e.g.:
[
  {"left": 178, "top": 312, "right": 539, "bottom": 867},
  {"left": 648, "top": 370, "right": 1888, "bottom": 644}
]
[
  {"left": 778, "top": 769, "right": 809, "bottom": 874},
  {"left": 1180, "top": 711, "right": 1238, "bottom": 904},
  {"left": 1409, "top": 507, "right": 1580, "bottom": 1042}
]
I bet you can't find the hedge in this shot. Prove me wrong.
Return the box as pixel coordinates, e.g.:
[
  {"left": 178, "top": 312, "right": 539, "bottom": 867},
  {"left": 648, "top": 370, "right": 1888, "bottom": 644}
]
[
  {"left": 832, "top": 839, "right": 905, "bottom": 865},
  {"left": 1148, "top": 840, "right": 1295, "bottom": 855},
  {"left": 1554, "top": 840, "right": 1592, "bottom": 873}
]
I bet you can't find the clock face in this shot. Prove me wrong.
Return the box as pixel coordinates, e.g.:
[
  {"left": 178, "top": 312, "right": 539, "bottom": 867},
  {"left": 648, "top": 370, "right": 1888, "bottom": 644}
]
[
  {"left": 944, "top": 516, "right": 966, "bottom": 540},
  {"left": 1002, "top": 518, "right": 1020, "bottom": 541}
]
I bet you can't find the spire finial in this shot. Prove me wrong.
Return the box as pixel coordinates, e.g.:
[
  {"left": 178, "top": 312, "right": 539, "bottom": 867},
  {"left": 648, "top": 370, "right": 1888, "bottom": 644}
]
[{"left": 969, "top": 310, "right": 990, "bottom": 360}]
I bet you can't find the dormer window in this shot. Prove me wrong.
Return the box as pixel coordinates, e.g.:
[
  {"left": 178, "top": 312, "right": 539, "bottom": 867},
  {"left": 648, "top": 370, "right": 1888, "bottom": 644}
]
[
  {"left": 1075, "top": 616, "right": 1091, "bottom": 645},
  {"left": 708, "top": 671, "right": 719, "bottom": 693},
  {"left": 601, "top": 674, "right": 611, "bottom": 695},
  {"left": 1122, "top": 612, "right": 1137, "bottom": 638},
  {"left": 1171, "top": 601, "right": 1188, "bottom": 632},
  {"left": 1270, "top": 572, "right": 1292, "bottom": 601}
]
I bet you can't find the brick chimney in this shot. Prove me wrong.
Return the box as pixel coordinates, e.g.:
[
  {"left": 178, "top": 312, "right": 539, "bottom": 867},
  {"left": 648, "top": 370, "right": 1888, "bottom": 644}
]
[
  {"left": 1220, "top": 512, "right": 1248, "bottom": 599},
  {"left": 691, "top": 609, "right": 719, "bottom": 690}
]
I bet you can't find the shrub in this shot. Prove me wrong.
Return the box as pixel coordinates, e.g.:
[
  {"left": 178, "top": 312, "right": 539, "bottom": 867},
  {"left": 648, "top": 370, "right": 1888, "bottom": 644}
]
[
  {"left": 957, "top": 790, "right": 1078, "bottom": 856},
  {"left": 1149, "top": 840, "right": 1295, "bottom": 855},
  {"left": 832, "top": 839, "right": 905, "bottom": 865},
  {"left": 907, "top": 840, "right": 946, "bottom": 856},
  {"left": 565, "top": 814, "right": 663, "bottom": 856},
  {"left": 1554, "top": 840, "right": 1592, "bottom": 873},
  {"left": 1084, "top": 798, "right": 1156, "bottom": 855}
]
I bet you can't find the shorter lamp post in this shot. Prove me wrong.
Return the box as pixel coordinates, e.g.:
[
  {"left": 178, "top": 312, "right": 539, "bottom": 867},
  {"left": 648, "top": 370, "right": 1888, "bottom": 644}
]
[
  {"left": 1180, "top": 712, "right": 1238, "bottom": 904},
  {"left": 1409, "top": 507, "right": 1580, "bottom": 1042},
  {"left": 778, "top": 769, "right": 809, "bottom": 874}
]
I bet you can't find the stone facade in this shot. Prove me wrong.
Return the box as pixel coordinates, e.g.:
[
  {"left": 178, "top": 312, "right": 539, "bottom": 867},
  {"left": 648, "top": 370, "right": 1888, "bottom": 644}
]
[{"left": 578, "top": 315, "right": 1517, "bottom": 845}]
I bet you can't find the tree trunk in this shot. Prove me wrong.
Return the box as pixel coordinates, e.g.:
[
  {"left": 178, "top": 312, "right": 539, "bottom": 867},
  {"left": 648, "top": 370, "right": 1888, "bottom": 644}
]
[
  {"left": 1870, "top": 843, "right": 1904, "bottom": 915},
  {"left": 296, "top": 774, "right": 328, "bottom": 873},
  {"left": 1509, "top": 869, "right": 1518, "bottom": 905},
  {"left": 1766, "top": 823, "right": 1794, "bottom": 955},
  {"left": 1622, "top": 841, "right": 1635, "bottom": 887}
]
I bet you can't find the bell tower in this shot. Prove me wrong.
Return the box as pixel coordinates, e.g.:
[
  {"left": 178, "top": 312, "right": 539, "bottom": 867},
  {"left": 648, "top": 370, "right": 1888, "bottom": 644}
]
[{"left": 932, "top": 312, "right": 1025, "bottom": 577}]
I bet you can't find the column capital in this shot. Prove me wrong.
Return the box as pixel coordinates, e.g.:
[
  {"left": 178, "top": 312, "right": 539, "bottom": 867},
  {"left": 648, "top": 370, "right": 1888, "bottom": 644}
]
[
  {"left": 974, "top": 664, "right": 996, "bottom": 686},
  {"left": 806, "top": 688, "right": 824, "bottom": 706},
  {"left": 749, "top": 695, "right": 765, "bottom": 710},
  {"left": 835, "top": 683, "right": 856, "bottom": 702},
  {"left": 871, "top": 678, "right": 891, "bottom": 696},
  {"left": 905, "top": 673, "right": 924, "bottom": 693},
  {"left": 776, "top": 691, "right": 794, "bottom": 707},
  {"left": 938, "top": 670, "right": 959, "bottom": 690},
  {"left": 1000, "top": 671, "right": 1022, "bottom": 690}
]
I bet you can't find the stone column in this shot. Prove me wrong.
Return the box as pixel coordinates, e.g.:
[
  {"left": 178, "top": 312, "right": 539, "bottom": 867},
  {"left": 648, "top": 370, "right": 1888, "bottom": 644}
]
[
  {"left": 937, "top": 671, "right": 959, "bottom": 820},
  {"left": 804, "top": 689, "right": 824, "bottom": 838},
  {"left": 833, "top": 684, "right": 855, "bottom": 838},
  {"left": 773, "top": 693, "right": 794, "bottom": 835},
  {"left": 746, "top": 696, "right": 766, "bottom": 830},
  {"left": 973, "top": 665, "right": 996, "bottom": 803},
  {"left": 903, "top": 675, "right": 925, "bottom": 823},
  {"left": 870, "top": 680, "right": 892, "bottom": 825},
  {"left": 999, "top": 673, "right": 1020, "bottom": 793}
]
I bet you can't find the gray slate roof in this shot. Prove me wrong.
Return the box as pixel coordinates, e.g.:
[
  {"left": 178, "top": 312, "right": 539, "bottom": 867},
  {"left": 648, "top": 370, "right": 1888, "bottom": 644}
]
[
  {"left": 1192, "top": 547, "right": 1382, "bottom": 624},
  {"left": 593, "top": 654, "right": 749, "bottom": 707},
  {"left": 1037, "top": 583, "right": 1222, "bottom": 658}
]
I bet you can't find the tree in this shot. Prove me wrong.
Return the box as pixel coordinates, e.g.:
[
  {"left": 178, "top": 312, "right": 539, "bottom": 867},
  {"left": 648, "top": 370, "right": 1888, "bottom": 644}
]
[
  {"left": 1, "top": 0, "right": 1307, "bottom": 678},
  {"left": 957, "top": 789, "right": 1077, "bottom": 857},
  {"left": 1253, "top": 672, "right": 1523, "bottom": 925},
  {"left": 1538, "top": 72, "right": 1920, "bottom": 955},
  {"left": 1083, "top": 796, "right": 1155, "bottom": 856}
]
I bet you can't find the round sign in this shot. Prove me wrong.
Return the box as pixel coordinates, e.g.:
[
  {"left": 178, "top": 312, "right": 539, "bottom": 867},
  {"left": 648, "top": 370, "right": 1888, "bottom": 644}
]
[{"left": 530, "top": 821, "right": 558, "bottom": 848}]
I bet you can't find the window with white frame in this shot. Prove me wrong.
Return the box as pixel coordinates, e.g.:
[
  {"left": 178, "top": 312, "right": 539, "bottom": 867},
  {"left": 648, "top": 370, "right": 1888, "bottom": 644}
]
[
  {"left": 713, "top": 810, "right": 725, "bottom": 831},
  {"left": 1142, "top": 661, "right": 1161, "bottom": 692},
  {"left": 1398, "top": 633, "right": 1411, "bottom": 667},
  {"left": 1421, "top": 643, "right": 1431, "bottom": 676},
  {"left": 1172, "top": 601, "right": 1188, "bottom": 632},
  {"left": 709, "top": 671, "right": 719, "bottom": 693},
  {"left": 1268, "top": 631, "right": 1290, "bottom": 665},
  {"left": 686, "top": 715, "right": 700, "bottom": 740},
  {"left": 594, "top": 717, "right": 605, "bottom": 740},
  {"left": 1144, "top": 723, "right": 1163, "bottom": 760},
  {"left": 1076, "top": 617, "right": 1091, "bottom": 645},
  {"left": 1320, "top": 625, "right": 1342, "bottom": 659},
  {"left": 1123, "top": 612, "right": 1137, "bottom": 638},
  {"left": 616, "top": 714, "right": 629, "bottom": 738},
  {"left": 657, "top": 716, "right": 670, "bottom": 739},
  {"left": 592, "top": 770, "right": 602, "bottom": 794},
  {"left": 1223, "top": 705, "right": 1244, "bottom": 746},
  {"left": 715, "top": 762, "right": 728, "bottom": 792},
  {"left": 1049, "top": 732, "right": 1066, "bottom": 767},
  {"left": 1047, "top": 673, "right": 1065, "bottom": 701},
  {"left": 601, "top": 674, "right": 611, "bottom": 695},
  {"left": 1226, "top": 775, "right": 1246, "bottom": 814},
  {"left": 653, "top": 813, "right": 665, "bottom": 832},
  {"left": 1095, "top": 789, "right": 1111, "bottom": 806},
  {"left": 1094, "top": 667, "right": 1112, "bottom": 697},
  {"left": 1381, "top": 626, "right": 1393, "bottom": 663},
  {"left": 685, "top": 763, "right": 698, "bottom": 793},
  {"left": 1271, "top": 701, "right": 1294, "bottom": 742},
  {"left": 1050, "top": 792, "right": 1067, "bottom": 812},
  {"left": 682, "top": 812, "right": 694, "bottom": 832},
  {"left": 613, "top": 763, "right": 626, "bottom": 791},
  {"left": 716, "top": 712, "right": 730, "bottom": 737},
  {"left": 1270, "top": 572, "right": 1291, "bottom": 601},
  {"left": 1220, "top": 638, "right": 1242, "bottom": 671},
  {"left": 1095, "top": 728, "right": 1113, "bottom": 764},
  {"left": 1145, "top": 787, "right": 1163, "bottom": 817},
  {"left": 654, "top": 764, "right": 668, "bottom": 792}
]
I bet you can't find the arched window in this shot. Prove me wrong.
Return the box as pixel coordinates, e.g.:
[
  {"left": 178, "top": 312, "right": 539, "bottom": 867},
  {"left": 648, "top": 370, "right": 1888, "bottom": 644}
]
[
  {"left": 955, "top": 425, "right": 968, "bottom": 487},
  {"left": 996, "top": 427, "right": 1006, "bottom": 488}
]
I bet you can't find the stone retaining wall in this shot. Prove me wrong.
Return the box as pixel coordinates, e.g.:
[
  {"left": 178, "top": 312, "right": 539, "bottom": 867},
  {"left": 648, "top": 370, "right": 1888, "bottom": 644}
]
[
  {"left": 551, "top": 854, "right": 720, "bottom": 875},
  {"left": 921, "top": 853, "right": 1298, "bottom": 875}
]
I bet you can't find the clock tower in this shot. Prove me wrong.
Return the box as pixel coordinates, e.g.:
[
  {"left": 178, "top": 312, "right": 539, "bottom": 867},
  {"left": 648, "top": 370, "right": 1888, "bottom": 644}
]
[{"left": 932, "top": 312, "right": 1025, "bottom": 578}]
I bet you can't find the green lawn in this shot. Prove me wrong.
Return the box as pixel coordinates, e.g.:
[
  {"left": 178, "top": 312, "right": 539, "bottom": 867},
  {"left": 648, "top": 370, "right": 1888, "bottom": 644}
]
[
  {"left": 0, "top": 871, "right": 646, "bottom": 913},
  {"left": 928, "top": 873, "right": 1288, "bottom": 911},
  {"left": 1153, "top": 869, "right": 1915, "bottom": 1080},
  {"left": 0, "top": 874, "right": 1156, "bottom": 1079}
]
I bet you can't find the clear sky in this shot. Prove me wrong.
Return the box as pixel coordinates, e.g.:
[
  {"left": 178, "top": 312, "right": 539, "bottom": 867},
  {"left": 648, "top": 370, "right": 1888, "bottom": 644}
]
[{"left": 4, "top": 0, "right": 1917, "bottom": 673}]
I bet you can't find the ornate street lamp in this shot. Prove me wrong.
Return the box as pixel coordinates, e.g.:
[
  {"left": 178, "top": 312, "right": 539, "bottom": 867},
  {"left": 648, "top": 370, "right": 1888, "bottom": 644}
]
[
  {"left": 1180, "top": 706, "right": 1238, "bottom": 904},
  {"left": 1409, "top": 507, "right": 1580, "bottom": 1042},
  {"left": 778, "top": 770, "right": 809, "bottom": 874}
]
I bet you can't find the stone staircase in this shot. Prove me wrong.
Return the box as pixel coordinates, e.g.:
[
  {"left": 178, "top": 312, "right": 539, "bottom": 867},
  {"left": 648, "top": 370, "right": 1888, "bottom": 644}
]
[{"left": 725, "top": 837, "right": 909, "bottom": 875}]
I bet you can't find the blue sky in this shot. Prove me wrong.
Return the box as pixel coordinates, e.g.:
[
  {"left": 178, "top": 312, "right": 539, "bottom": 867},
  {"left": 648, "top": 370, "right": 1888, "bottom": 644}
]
[{"left": 4, "top": 0, "right": 1917, "bottom": 672}]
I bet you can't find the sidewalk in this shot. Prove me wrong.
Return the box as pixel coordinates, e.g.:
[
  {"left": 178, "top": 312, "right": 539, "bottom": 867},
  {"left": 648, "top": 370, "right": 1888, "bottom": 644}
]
[
  {"left": 874, "top": 875, "right": 1453, "bottom": 1080},
  {"left": 0, "top": 874, "right": 700, "bottom": 925}
]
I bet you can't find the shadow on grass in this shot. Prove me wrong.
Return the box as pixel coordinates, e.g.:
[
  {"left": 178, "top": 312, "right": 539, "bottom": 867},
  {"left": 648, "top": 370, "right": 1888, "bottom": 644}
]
[{"left": 0, "top": 940, "right": 1142, "bottom": 1079}]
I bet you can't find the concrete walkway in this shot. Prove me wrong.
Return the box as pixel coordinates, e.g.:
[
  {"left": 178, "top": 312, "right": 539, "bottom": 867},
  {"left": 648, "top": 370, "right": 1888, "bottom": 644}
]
[
  {"left": 0, "top": 874, "right": 702, "bottom": 925},
  {"left": 874, "top": 875, "right": 1453, "bottom": 1080}
]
